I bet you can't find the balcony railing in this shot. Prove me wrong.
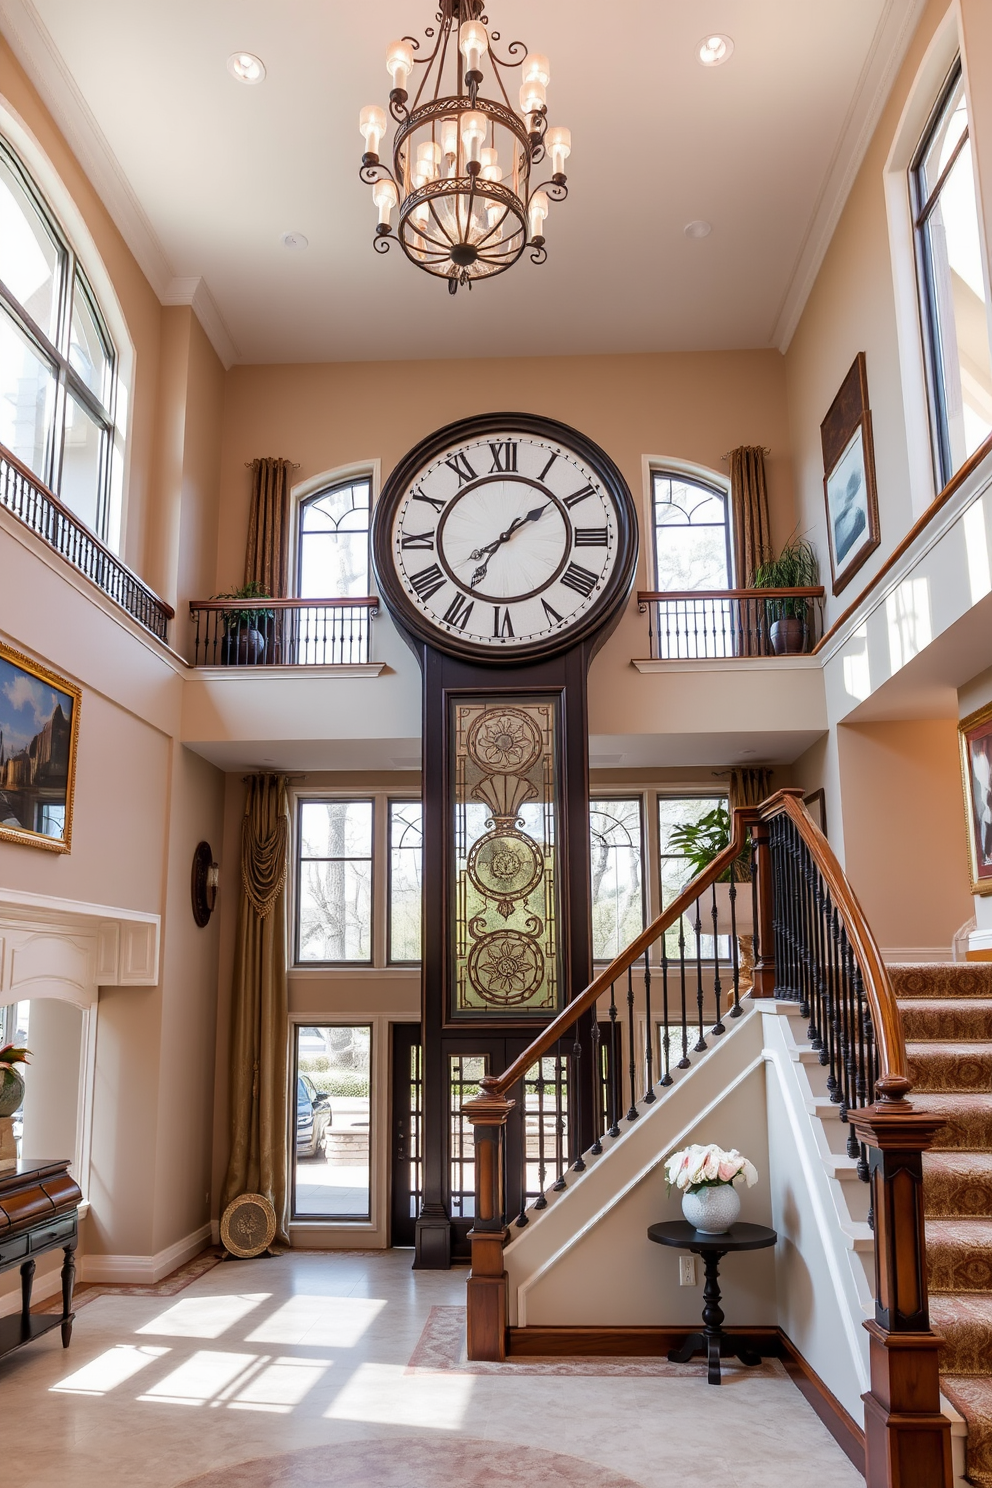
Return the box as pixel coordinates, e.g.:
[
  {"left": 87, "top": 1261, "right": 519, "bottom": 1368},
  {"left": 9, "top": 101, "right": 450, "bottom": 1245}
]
[
  {"left": 1, "top": 443, "right": 174, "bottom": 641},
  {"left": 188, "top": 597, "right": 379, "bottom": 667},
  {"left": 637, "top": 587, "right": 825, "bottom": 659}
]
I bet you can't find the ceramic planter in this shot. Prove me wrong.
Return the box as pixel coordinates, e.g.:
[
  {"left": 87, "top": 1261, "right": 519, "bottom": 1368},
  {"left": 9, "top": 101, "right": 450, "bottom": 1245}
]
[
  {"left": 0, "top": 1065, "right": 25, "bottom": 1117},
  {"left": 681, "top": 1182, "right": 741, "bottom": 1234}
]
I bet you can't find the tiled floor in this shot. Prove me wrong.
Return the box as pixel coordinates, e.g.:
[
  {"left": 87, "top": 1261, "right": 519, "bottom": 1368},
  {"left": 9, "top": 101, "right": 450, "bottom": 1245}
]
[{"left": 1, "top": 1250, "right": 865, "bottom": 1487}]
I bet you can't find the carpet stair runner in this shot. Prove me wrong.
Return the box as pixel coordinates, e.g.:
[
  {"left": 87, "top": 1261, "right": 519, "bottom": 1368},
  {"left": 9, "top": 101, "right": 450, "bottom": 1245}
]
[{"left": 891, "top": 963, "right": 992, "bottom": 1487}]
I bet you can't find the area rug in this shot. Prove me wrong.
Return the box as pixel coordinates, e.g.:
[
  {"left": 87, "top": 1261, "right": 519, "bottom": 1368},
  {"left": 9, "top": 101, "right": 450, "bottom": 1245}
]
[
  {"left": 174, "top": 1438, "right": 647, "bottom": 1488},
  {"left": 407, "top": 1304, "right": 787, "bottom": 1378}
]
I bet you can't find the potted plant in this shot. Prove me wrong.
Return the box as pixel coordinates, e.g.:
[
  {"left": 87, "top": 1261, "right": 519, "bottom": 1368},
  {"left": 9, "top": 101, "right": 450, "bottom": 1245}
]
[
  {"left": 212, "top": 582, "right": 275, "bottom": 665},
  {"left": 667, "top": 804, "right": 753, "bottom": 936},
  {"left": 665, "top": 1142, "right": 759, "bottom": 1233},
  {"left": 752, "top": 537, "right": 820, "bottom": 655}
]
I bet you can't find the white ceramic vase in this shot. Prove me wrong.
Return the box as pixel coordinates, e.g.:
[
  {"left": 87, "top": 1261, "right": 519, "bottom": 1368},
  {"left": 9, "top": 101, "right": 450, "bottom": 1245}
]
[{"left": 681, "top": 1182, "right": 741, "bottom": 1234}]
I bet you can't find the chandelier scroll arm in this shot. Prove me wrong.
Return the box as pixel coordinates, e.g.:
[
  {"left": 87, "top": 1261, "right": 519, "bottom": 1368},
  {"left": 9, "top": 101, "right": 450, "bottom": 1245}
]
[
  {"left": 528, "top": 176, "right": 568, "bottom": 205},
  {"left": 528, "top": 238, "right": 548, "bottom": 266},
  {"left": 373, "top": 230, "right": 395, "bottom": 255},
  {"left": 359, "top": 159, "right": 398, "bottom": 189}
]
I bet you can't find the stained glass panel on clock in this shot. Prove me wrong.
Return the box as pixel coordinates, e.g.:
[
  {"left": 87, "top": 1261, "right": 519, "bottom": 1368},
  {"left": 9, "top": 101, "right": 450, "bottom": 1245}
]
[{"left": 451, "top": 696, "right": 561, "bottom": 1019}]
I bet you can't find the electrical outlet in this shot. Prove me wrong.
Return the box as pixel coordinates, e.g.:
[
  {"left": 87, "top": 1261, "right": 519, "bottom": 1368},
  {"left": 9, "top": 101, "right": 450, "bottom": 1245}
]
[{"left": 679, "top": 1255, "right": 696, "bottom": 1286}]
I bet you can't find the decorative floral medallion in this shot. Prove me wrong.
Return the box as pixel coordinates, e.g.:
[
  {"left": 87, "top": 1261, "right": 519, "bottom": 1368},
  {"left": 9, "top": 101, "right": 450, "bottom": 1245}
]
[
  {"left": 466, "top": 707, "right": 543, "bottom": 775},
  {"left": 467, "top": 830, "right": 544, "bottom": 918},
  {"left": 467, "top": 930, "right": 545, "bottom": 1006}
]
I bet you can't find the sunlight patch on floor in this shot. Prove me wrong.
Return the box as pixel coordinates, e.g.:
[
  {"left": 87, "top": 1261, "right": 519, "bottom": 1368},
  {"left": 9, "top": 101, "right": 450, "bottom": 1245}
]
[
  {"left": 136, "top": 1293, "right": 270, "bottom": 1339},
  {"left": 246, "top": 1295, "right": 386, "bottom": 1347},
  {"left": 324, "top": 1362, "right": 474, "bottom": 1429},
  {"left": 51, "top": 1344, "right": 170, "bottom": 1396}
]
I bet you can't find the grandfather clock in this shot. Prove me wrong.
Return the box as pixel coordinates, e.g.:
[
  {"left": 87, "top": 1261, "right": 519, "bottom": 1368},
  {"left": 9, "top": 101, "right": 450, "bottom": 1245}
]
[{"left": 371, "top": 412, "right": 637, "bottom": 1267}]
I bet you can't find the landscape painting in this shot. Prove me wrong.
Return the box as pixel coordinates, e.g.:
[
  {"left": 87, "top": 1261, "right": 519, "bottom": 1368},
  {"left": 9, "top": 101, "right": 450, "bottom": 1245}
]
[{"left": 0, "top": 643, "right": 80, "bottom": 852}]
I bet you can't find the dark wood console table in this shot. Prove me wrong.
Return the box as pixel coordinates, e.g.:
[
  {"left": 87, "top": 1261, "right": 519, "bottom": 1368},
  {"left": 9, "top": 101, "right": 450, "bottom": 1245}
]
[
  {"left": 0, "top": 1158, "right": 82, "bottom": 1363},
  {"left": 648, "top": 1220, "right": 777, "bottom": 1385}
]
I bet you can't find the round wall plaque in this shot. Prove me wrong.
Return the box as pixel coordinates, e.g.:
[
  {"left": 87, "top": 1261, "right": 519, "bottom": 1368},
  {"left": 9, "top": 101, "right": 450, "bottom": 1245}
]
[{"left": 220, "top": 1192, "right": 277, "bottom": 1258}]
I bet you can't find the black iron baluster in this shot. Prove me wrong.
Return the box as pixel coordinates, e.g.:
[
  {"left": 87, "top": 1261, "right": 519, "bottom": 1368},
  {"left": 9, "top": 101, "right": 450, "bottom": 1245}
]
[
  {"left": 642, "top": 952, "right": 655, "bottom": 1102},
  {"left": 552, "top": 1044, "right": 567, "bottom": 1190},
  {"left": 591, "top": 1003, "right": 604, "bottom": 1152},
  {"left": 535, "top": 1056, "right": 548, "bottom": 1207},
  {"left": 728, "top": 859, "right": 742, "bottom": 1018},
  {"left": 694, "top": 896, "right": 707, "bottom": 1052},
  {"left": 626, "top": 965, "right": 639, "bottom": 1121},
  {"left": 607, "top": 981, "right": 621, "bottom": 1137},
  {"left": 677, "top": 908, "right": 690, "bottom": 1068},
  {"left": 572, "top": 1027, "right": 586, "bottom": 1172},
  {"left": 660, "top": 920, "right": 673, "bottom": 1083},
  {"left": 710, "top": 882, "right": 725, "bottom": 1035}
]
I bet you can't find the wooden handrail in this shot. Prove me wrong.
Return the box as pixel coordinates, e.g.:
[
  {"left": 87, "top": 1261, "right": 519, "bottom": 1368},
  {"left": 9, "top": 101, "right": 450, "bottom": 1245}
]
[
  {"left": 489, "top": 808, "right": 756, "bottom": 1098},
  {"left": 485, "top": 787, "right": 907, "bottom": 1104},
  {"left": 757, "top": 791, "right": 909, "bottom": 1102},
  {"left": 0, "top": 441, "right": 176, "bottom": 620},
  {"left": 638, "top": 587, "right": 824, "bottom": 603},
  {"left": 189, "top": 596, "right": 379, "bottom": 611}
]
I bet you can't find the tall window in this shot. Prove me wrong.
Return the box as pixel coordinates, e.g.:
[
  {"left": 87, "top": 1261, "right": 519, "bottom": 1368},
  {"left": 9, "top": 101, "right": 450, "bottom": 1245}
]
[
  {"left": 296, "top": 799, "right": 373, "bottom": 963},
  {"left": 389, "top": 800, "right": 423, "bottom": 963},
  {"left": 297, "top": 478, "right": 371, "bottom": 597},
  {"left": 0, "top": 137, "right": 117, "bottom": 537},
  {"left": 912, "top": 64, "right": 992, "bottom": 488},
  {"left": 652, "top": 473, "right": 732, "bottom": 591},
  {"left": 658, "top": 794, "right": 730, "bottom": 959},
  {"left": 292, "top": 1024, "right": 371, "bottom": 1221},
  {"left": 589, "top": 798, "right": 644, "bottom": 960}
]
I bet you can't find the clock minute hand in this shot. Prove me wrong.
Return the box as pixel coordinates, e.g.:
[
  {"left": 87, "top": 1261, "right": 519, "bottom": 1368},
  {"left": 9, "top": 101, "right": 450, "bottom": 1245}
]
[{"left": 468, "top": 505, "right": 549, "bottom": 564}]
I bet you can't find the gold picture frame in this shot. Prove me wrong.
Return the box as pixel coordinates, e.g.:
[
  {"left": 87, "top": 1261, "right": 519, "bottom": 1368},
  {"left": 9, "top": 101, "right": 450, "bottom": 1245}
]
[
  {"left": 959, "top": 699, "right": 992, "bottom": 894},
  {"left": 0, "top": 641, "right": 80, "bottom": 853}
]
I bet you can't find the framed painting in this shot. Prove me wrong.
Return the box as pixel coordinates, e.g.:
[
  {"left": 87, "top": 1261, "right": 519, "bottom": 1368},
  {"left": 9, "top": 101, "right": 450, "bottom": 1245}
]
[
  {"left": 0, "top": 642, "right": 80, "bottom": 853},
  {"left": 960, "top": 702, "right": 992, "bottom": 894},
  {"left": 820, "top": 353, "right": 880, "bottom": 596}
]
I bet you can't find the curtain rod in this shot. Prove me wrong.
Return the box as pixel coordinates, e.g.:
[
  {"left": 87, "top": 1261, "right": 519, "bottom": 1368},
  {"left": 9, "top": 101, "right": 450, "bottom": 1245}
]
[
  {"left": 244, "top": 460, "right": 301, "bottom": 469},
  {"left": 721, "top": 446, "right": 771, "bottom": 461}
]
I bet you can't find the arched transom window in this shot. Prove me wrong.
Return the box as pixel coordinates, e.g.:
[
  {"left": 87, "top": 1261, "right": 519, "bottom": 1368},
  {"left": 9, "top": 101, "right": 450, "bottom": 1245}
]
[
  {"left": 652, "top": 472, "right": 732, "bottom": 591},
  {"left": 0, "top": 135, "right": 117, "bottom": 538},
  {"left": 297, "top": 477, "right": 372, "bottom": 597}
]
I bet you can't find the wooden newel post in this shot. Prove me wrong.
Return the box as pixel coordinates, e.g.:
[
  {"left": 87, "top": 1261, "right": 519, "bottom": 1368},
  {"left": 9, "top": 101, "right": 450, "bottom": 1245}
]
[
  {"left": 849, "top": 1101, "right": 952, "bottom": 1488},
  {"left": 463, "top": 1075, "right": 515, "bottom": 1362}
]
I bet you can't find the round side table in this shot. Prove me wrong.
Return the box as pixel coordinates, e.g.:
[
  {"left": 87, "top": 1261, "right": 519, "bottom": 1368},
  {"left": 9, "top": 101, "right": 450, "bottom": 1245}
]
[{"left": 647, "top": 1220, "right": 777, "bottom": 1385}]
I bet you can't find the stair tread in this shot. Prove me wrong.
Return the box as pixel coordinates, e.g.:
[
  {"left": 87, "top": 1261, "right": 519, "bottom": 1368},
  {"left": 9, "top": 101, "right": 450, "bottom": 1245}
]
[
  {"left": 927, "top": 1219, "right": 992, "bottom": 1293},
  {"left": 888, "top": 964, "right": 992, "bottom": 999},
  {"left": 940, "top": 1375, "right": 992, "bottom": 1484}
]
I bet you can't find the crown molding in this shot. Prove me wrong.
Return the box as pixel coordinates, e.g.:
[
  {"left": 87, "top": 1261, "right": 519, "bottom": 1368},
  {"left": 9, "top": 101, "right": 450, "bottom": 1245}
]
[
  {"left": 771, "top": 0, "right": 930, "bottom": 353},
  {"left": 0, "top": 0, "right": 240, "bottom": 367}
]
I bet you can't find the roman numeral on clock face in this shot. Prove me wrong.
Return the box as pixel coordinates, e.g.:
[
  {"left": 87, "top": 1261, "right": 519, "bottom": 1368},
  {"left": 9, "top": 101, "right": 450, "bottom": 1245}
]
[
  {"left": 574, "top": 527, "right": 608, "bottom": 547},
  {"left": 442, "top": 592, "right": 475, "bottom": 630},
  {"left": 537, "top": 451, "right": 558, "bottom": 485},
  {"left": 411, "top": 487, "right": 446, "bottom": 514},
  {"left": 445, "top": 451, "right": 477, "bottom": 486},
  {"left": 488, "top": 441, "right": 518, "bottom": 473},
  {"left": 541, "top": 597, "right": 564, "bottom": 625},
  {"left": 561, "top": 562, "right": 598, "bottom": 597},
  {"left": 409, "top": 563, "right": 446, "bottom": 601},
  {"left": 563, "top": 483, "right": 596, "bottom": 510},
  {"left": 400, "top": 530, "right": 435, "bottom": 550},
  {"left": 493, "top": 605, "right": 515, "bottom": 638}
]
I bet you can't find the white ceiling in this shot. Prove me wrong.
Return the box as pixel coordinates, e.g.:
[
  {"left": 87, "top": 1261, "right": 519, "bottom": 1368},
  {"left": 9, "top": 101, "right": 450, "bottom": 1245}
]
[{"left": 0, "top": 0, "right": 926, "bottom": 365}]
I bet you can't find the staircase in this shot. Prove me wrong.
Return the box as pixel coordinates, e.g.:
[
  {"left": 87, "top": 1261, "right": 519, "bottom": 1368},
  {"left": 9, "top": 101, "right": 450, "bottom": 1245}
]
[{"left": 895, "top": 962, "right": 992, "bottom": 1488}]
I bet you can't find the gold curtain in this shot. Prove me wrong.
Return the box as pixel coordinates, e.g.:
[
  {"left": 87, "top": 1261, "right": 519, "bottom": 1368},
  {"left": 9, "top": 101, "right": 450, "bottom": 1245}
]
[
  {"left": 729, "top": 768, "right": 772, "bottom": 812},
  {"left": 221, "top": 774, "right": 291, "bottom": 1246},
  {"left": 244, "top": 458, "right": 293, "bottom": 597},
  {"left": 729, "top": 446, "right": 773, "bottom": 657}
]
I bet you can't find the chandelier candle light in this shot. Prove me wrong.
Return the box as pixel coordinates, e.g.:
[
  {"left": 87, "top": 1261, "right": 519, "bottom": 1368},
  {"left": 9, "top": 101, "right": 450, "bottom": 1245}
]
[
  {"left": 358, "top": 0, "right": 571, "bottom": 293},
  {"left": 665, "top": 1143, "right": 759, "bottom": 1234}
]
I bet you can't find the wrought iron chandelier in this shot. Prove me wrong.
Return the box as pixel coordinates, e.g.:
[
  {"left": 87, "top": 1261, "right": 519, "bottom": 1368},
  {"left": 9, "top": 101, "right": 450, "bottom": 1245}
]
[{"left": 358, "top": 0, "right": 571, "bottom": 294}]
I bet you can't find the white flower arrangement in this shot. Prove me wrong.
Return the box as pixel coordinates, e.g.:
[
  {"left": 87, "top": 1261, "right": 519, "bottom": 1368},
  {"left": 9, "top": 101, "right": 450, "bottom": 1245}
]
[{"left": 664, "top": 1143, "right": 759, "bottom": 1195}]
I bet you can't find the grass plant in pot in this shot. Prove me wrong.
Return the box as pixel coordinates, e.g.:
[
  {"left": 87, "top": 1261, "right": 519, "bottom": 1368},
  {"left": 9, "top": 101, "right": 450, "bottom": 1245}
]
[
  {"left": 752, "top": 537, "right": 820, "bottom": 655},
  {"left": 667, "top": 803, "right": 753, "bottom": 937},
  {"left": 213, "top": 582, "right": 275, "bottom": 665}
]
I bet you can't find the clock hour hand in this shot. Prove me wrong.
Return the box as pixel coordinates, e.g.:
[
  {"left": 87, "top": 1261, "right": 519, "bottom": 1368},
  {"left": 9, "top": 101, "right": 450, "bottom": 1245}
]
[{"left": 467, "top": 505, "right": 550, "bottom": 588}]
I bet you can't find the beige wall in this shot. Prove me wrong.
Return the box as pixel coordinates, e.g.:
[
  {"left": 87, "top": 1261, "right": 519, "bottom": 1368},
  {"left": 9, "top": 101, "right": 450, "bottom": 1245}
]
[
  {"left": 784, "top": 0, "right": 957, "bottom": 627},
  {"left": 837, "top": 719, "right": 971, "bottom": 952}
]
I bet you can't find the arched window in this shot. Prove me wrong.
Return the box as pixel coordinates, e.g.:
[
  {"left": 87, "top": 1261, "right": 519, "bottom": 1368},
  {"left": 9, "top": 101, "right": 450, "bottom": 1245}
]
[
  {"left": 651, "top": 471, "right": 732, "bottom": 591},
  {"left": 297, "top": 477, "right": 372, "bottom": 598},
  {"left": 0, "top": 135, "right": 117, "bottom": 538}
]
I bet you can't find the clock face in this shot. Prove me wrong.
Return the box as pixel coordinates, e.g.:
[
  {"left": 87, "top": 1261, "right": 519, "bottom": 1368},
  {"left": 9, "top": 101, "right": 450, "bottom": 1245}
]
[{"left": 374, "top": 417, "right": 636, "bottom": 660}]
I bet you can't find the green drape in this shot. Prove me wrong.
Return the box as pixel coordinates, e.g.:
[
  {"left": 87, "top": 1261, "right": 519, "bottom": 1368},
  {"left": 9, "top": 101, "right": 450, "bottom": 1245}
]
[{"left": 221, "top": 774, "right": 290, "bottom": 1246}]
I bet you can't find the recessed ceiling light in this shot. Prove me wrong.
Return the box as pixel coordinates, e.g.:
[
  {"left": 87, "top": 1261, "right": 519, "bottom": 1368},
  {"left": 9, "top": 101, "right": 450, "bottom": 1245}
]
[
  {"left": 697, "top": 34, "right": 734, "bottom": 67},
  {"left": 227, "top": 52, "right": 266, "bottom": 84},
  {"left": 684, "top": 220, "right": 712, "bottom": 239},
  {"left": 281, "top": 231, "right": 309, "bottom": 251}
]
